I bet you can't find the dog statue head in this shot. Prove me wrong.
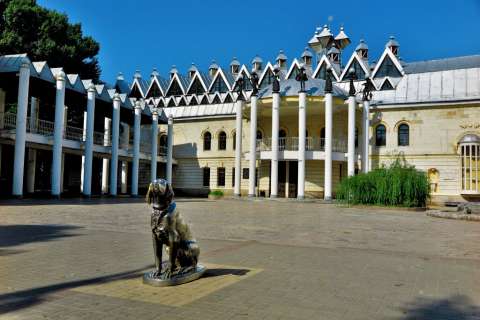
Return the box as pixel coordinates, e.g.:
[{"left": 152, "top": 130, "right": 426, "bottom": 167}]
[{"left": 146, "top": 179, "right": 174, "bottom": 210}]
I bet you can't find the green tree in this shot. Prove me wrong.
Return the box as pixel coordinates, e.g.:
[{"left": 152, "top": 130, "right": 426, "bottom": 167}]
[{"left": 0, "top": 0, "right": 101, "bottom": 81}]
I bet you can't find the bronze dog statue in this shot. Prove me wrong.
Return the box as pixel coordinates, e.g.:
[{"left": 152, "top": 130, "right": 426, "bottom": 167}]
[{"left": 146, "top": 179, "right": 200, "bottom": 279}]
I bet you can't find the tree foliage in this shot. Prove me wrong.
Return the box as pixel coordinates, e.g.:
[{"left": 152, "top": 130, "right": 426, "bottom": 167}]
[
  {"left": 0, "top": 0, "right": 101, "bottom": 81},
  {"left": 336, "top": 157, "right": 430, "bottom": 207}
]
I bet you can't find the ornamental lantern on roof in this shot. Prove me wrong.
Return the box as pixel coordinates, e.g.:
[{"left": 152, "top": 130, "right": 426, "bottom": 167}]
[
  {"left": 188, "top": 63, "right": 197, "bottom": 79},
  {"left": 230, "top": 57, "right": 240, "bottom": 75},
  {"left": 252, "top": 55, "right": 263, "bottom": 72},
  {"left": 208, "top": 60, "right": 219, "bottom": 77},
  {"left": 356, "top": 39, "right": 369, "bottom": 60},
  {"left": 276, "top": 50, "right": 288, "bottom": 70},
  {"left": 301, "top": 47, "right": 313, "bottom": 67},
  {"left": 386, "top": 36, "right": 400, "bottom": 56},
  {"left": 169, "top": 65, "right": 178, "bottom": 80}
]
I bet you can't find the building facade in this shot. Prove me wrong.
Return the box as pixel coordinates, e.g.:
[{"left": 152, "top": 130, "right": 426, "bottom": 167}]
[{"left": 1, "top": 25, "right": 479, "bottom": 203}]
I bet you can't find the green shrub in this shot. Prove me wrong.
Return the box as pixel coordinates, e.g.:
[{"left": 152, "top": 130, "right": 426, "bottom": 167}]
[
  {"left": 336, "top": 157, "right": 430, "bottom": 207},
  {"left": 208, "top": 190, "right": 224, "bottom": 196}
]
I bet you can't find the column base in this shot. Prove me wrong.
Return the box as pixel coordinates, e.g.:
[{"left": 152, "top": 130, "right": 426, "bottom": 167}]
[
  {"left": 51, "top": 194, "right": 61, "bottom": 200},
  {"left": 297, "top": 195, "right": 305, "bottom": 200},
  {"left": 270, "top": 194, "right": 278, "bottom": 199},
  {"left": 81, "top": 193, "right": 91, "bottom": 199},
  {"left": 323, "top": 196, "right": 333, "bottom": 202}
]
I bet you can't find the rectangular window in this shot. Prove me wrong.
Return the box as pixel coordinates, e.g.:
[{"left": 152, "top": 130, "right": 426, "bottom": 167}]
[
  {"left": 232, "top": 168, "right": 235, "bottom": 187},
  {"left": 217, "top": 167, "right": 225, "bottom": 187},
  {"left": 242, "top": 168, "right": 249, "bottom": 179},
  {"left": 203, "top": 167, "right": 210, "bottom": 187}
]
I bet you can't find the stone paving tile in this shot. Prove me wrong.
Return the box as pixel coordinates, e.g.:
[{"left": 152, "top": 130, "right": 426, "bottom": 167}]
[{"left": 1, "top": 198, "right": 480, "bottom": 319}]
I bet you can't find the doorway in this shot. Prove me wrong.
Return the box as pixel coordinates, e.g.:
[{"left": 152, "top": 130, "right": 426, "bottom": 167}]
[{"left": 277, "top": 161, "right": 298, "bottom": 198}]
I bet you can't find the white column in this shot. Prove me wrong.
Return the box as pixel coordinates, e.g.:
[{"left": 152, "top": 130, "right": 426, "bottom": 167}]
[
  {"left": 12, "top": 59, "right": 30, "bottom": 197},
  {"left": 166, "top": 115, "right": 174, "bottom": 183},
  {"left": 121, "top": 161, "right": 128, "bottom": 194},
  {"left": 248, "top": 95, "right": 258, "bottom": 197},
  {"left": 51, "top": 71, "right": 66, "bottom": 197},
  {"left": 270, "top": 92, "right": 280, "bottom": 198},
  {"left": 234, "top": 100, "right": 243, "bottom": 196},
  {"left": 80, "top": 111, "right": 87, "bottom": 193},
  {"left": 82, "top": 84, "right": 96, "bottom": 196},
  {"left": 61, "top": 106, "right": 68, "bottom": 193},
  {"left": 324, "top": 92, "right": 333, "bottom": 200},
  {"left": 26, "top": 148, "right": 36, "bottom": 193},
  {"left": 362, "top": 101, "right": 370, "bottom": 173},
  {"left": 29, "top": 97, "right": 38, "bottom": 133},
  {"left": 101, "top": 117, "right": 111, "bottom": 194},
  {"left": 347, "top": 95, "right": 356, "bottom": 177},
  {"left": 131, "top": 100, "right": 142, "bottom": 196},
  {"left": 297, "top": 91, "right": 306, "bottom": 199},
  {"left": 110, "top": 93, "right": 121, "bottom": 196},
  {"left": 150, "top": 109, "right": 158, "bottom": 182}
]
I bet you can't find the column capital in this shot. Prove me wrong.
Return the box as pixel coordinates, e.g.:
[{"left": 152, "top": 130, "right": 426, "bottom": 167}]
[
  {"left": 113, "top": 92, "right": 121, "bottom": 101},
  {"left": 56, "top": 70, "right": 66, "bottom": 82},
  {"left": 20, "top": 57, "right": 30, "bottom": 70},
  {"left": 88, "top": 83, "right": 96, "bottom": 93},
  {"left": 168, "top": 114, "right": 173, "bottom": 124},
  {"left": 134, "top": 100, "right": 142, "bottom": 109}
]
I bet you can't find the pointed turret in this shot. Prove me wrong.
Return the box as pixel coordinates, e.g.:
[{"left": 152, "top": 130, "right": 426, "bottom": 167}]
[
  {"left": 334, "top": 26, "right": 351, "bottom": 50},
  {"left": 252, "top": 55, "right": 263, "bottom": 72},
  {"left": 301, "top": 47, "right": 313, "bottom": 67},
  {"left": 230, "top": 57, "right": 240, "bottom": 75}
]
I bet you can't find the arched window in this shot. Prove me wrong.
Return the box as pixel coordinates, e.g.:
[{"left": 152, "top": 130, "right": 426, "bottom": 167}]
[
  {"left": 459, "top": 134, "right": 480, "bottom": 194},
  {"left": 232, "top": 132, "right": 236, "bottom": 150},
  {"left": 218, "top": 131, "right": 227, "bottom": 150},
  {"left": 375, "top": 124, "right": 386, "bottom": 146},
  {"left": 256, "top": 130, "right": 263, "bottom": 140},
  {"left": 203, "top": 131, "right": 211, "bottom": 151},
  {"left": 398, "top": 124, "right": 409, "bottom": 146}
]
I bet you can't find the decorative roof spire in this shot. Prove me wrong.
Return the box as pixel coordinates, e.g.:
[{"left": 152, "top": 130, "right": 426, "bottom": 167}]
[
  {"left": 134, "top": 70, "right": 142, "bottom": 79},
  {"left": 117, "top": 72, "right": 124, "bottom": 81},
  {"left": 334, "top": 26, "right": 351, "bottom": 50}
]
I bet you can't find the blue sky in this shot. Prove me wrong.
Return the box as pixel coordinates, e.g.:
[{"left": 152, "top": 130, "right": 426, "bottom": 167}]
[{"left": 38, "top": 0, "right": 480, "bottom": 84}]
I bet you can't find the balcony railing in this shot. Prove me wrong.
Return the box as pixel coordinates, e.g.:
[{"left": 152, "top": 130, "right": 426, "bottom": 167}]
[
  {"left": 257, "top": 137, "right": 347, "bottom": 153},
  {"left": 1, "top": 112, "right": 166, "bottom": 157}
]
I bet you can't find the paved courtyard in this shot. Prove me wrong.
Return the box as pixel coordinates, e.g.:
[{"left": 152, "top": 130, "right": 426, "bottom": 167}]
[{"left": 0, "top": 198, "right": 479, "bottom": 320}]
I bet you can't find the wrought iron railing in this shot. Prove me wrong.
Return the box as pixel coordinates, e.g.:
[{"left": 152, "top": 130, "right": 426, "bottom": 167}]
[
  {"left": 64, "top": 126, "right": 83, "bottom": 141},
  {"left": 257, "top": 137, "right": 347, "bottom": 153}
]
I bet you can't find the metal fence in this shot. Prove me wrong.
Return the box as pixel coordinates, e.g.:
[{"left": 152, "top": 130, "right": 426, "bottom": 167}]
[{"left": 257, "top": 137, "right": 347, "bottom": 153}]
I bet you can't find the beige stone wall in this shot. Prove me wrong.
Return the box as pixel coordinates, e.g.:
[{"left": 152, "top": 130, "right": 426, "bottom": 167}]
[
  {"left": 167, "top": 100, "right": 480, "bottom": 200},
  {"left": 370, "top": 103, "right": 480, "bottom": 198}
]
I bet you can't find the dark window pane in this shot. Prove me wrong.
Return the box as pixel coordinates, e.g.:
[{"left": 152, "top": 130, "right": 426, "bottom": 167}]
[
  {"left": 376, "top": 124, "right": 386, "bottom": 146},
  {"left": 398, "top": 124, "right": 409, "bottom": 146},
  {"left": 375, "top": 56, "right": 402, "bottom": 78},
  {"left": 232, "top": 167, "right": 235, "bottom": 187},
  {"left": 204, "top": 132, "right": 211, "bottom": 150},
  {"left": 218, "top": 131, "right": 227, "bottom": 150},
  {"left": 242, "top": 168, "right": 249, "bottom": 179},
  {"left": 233, "top": 132, "right": 236, "bottom": 150},
  {"left": 217, "top": 167, "right": 225, "bottom": 187},
  {"left": 203, "top": 167, "right": 210, "bottom": 187}
]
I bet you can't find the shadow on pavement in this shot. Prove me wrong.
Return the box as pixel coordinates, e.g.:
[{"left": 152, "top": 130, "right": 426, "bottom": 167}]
[
  {"left": 0, "top": 224, "right": 82, "bottom": 248},
  {"left": 203, "top": 268, "right": 251, "bottom": 278},
  {"left": 0, "top": 265, "right": 154, "bottom": 315},
  {"left": 401, "top": 295, "right": 480, "bottom": 319},
  {"left": 0, "top": 197, "right": 209, "bottom": 206}
]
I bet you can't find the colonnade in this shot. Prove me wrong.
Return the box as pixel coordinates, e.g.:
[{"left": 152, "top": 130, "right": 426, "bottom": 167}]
[
  {"left": 10, "top": 59, "right": 174, "bottom": 198},
  {"left": 233, "top": 79, "right": 370, "bottom": 200}
]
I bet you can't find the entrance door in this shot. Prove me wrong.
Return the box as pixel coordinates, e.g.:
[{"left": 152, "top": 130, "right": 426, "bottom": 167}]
[{"left": 288, "top": 161, "right": 298, "bottom": 198}]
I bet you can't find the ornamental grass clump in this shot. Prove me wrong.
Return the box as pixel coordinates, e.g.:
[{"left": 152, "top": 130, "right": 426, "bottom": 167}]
[{"left": 336, "top": 157, "right": 430, "bottom": 207}]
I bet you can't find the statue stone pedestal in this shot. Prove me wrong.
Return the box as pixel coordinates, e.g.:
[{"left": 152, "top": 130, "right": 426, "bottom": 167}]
[{"left": 143, "top": 262, "right": 206, "bottom": 287}]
